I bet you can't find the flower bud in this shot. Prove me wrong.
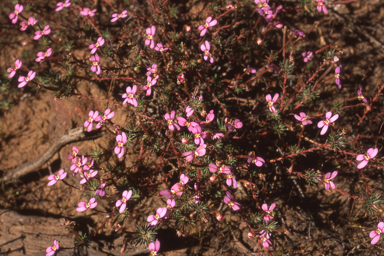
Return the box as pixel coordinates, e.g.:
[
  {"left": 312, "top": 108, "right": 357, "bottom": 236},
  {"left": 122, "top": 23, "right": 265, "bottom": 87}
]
[
  {"left": 257, "top": 38, "right": 263, "bottom": 45},
  {"left": 216, "top": 213, "right": 223, "bottom": 221},
  {"left": 181, "top": 138, "right": 189, "bottom": 144},
  {"left": 210, "top": 176, "right": 216, "bottom": 182},
  {"left": 247, "top": 232, "right": 254, "bottom": 239}
]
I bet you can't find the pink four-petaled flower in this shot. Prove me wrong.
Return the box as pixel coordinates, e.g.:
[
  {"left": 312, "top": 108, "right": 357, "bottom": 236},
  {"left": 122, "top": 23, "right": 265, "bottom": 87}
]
[
  {"left": 116, "top": 190, "right": 132, "bottom": 213},
  {"left": 317, "top": 111, "right": 339, "bottom": 135},
  {"left": 294, "top": 112, "right": 312, "bottom": 126},
  {"left": 266, "top": 93, "right": 279, "bottom": 113},
  {"left": 335, "top": 65, "right": 342, "bottom": 89},
  {"left": 76, "top": 198, "right": 97, "bottom": 212},
  {"left": 260, "top": 230, "right": 272, "bottom": 248},
  {"left": 323, "top": 171, "right": 337, "bottom": 190},
  {"left": 164, "top": 110, "right": 180, "bottom": 131},
  {"left": 149, "top": 240, "right": 160, "bottom": 255},
  {"left": 70, "top": 155, "right": 87, "bottom": 174},
  {"left": 154, "top": 43, "right": 168, "bottom": 52},
  {"left": 244, "top": 65, "right": 256, "bottom": 75},
  {"left": 145, "top": 26, "right": 156, "bottom": 49},
  {"left": 89, "top": 37, "right": 104, "bottom": 54},
  {"left": 146, "top": 64, "right": 157, "bottom": 76},
  {"left": 67, "top": 146, "right": 78, "bottom": 164},
  {"left": 84, "top": 110, "right": 102, "bottom": 132},
  {"left": 247, "top": 152, "right": 265, "bottom": 167},
  {"left": 95, "top": 108, "right": 115, "bottom": 129},
  {"left": 122, "top": 85, "right": 138, "bottom": 107},
  {"left": 143, "top": 75, "right": 158, "bottom": 96},
  {"left": 316, "top": 0, "right": 328, "bottom": 14},
  {"left": 90, "top": 54, "right": 101, "bottom": 75},
  {"left": 56, "top": 0, "right": 71, "bottom": 12},
  {"left": 18, "top": 70, "right": 36, "bottom": 88},
  {"left": 115, "top": 132, "right": 127, "bottom": 158},
  {"left": 183, "top": 143, "right": 207, "bottom": 162},
  {"left": 9, "top": 4, "right": 23, "bottom": 24},
  {"left": 20, "top": 17, "right": 38, "bottom": 31},
  {"left": 80, "top": 8, "right": 96, "bottom": 17},
  {"left": 147, "top": 207, "right": 167, "bottom": 226},
  {"left": 302, "top": 51, "right": 313, "bottom": 62},
  {"left": 370, "top": 222, "right": 384, "bottom": 245},
  {"left": 198, "top": 17, "right": 217, "bottom": 37},
  {"left": 170, "top": 174, "right": 189, "bottom": 197},
  {"left": 80, "top": 169, "right": 98, "bottom": 184},
  {"left": 111, "top": 10, "right": 127, "bottom": 22},
  {"left": 46, "top": 240, "right": 59, "bottom": 256},
  {"left": 262, "top": 203, "right": 276, "bottom": 222},
  {"left": 226, "top": 173, "right": 237, "bottom": 188},
  {"left": 224, "top": 191, "right": 242, "bottom": 211},
  {"left": 34, "top": 25, "right": 51, "bottom": 40},
  {"left": 7, "top": 59, "right": 22, "bottom": 78},
  {"left": 357, "top": 84, "right": 368, "bottom": 103},
  {"left": 200, "top": 41, "right": 214, "bottom": 63},
  {"left": 356, "top": 148, "right": 378, "bottom": 169},
  {"left": 36, "top": 48, "right": 52, "bottom": 62},
  {"left": 47, "top": 169, "right": 67, "bottom": 186}
]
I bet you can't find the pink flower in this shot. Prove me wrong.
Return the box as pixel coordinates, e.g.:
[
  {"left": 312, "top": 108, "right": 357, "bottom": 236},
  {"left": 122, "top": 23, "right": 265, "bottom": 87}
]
[
  {"left": 20, "top": 18, "right": 37, "bottom": 31},
  {"left": 247, "top": 152, "right": 265, "bottom": 167},
  {"left": 95, "top": 108, "right": 115, "bottom": 129},
  {"left": 302, "top": 51, "right": 313, "bottom": 62},
  {"left": 89, "top": 37, "right": 104, "bottom": 54},
  {"left": 80, "top": 8, "right": 96, "bottom": 17},
  {"left": 9, "top": 4, "right": 23, "bottom": 24},
  {"left": 83, "top": 158, "right": 94, "bottom": 171},
  {"left": 84, "top": 110, "right": 102, "bottom": 132},
  {"left": 226, "top": 173, "right": 237, "bottom": 188},
  {"left": 183, "top": 144, "right": 207, "bottom": 162},
  {"left": 90, "top": 54, "right": 101, "bottom": 75},
  {"left": 244, "top": 65, "right": 257, "bottom": 75},
  {"left": 47, "top": 169, "right": 67, "bottom": 186},
  {"left": 76, "top": 198, "right": 97, "bottom": 212},
  {"left": 34, "top": 25, "right": 51, "bottom": 40},
  {"left": 170, "top": 174, "right": 189, "bottom": 197},
  {"left": 80, "top": 169, "right": 98, "bottom": 184},
  {"left": 164, "top": 110, "right": 180, "bottom": 131},
  {"left": 111, "top": 10, "right": 127, "bottom": 22},
  {"left": 224, "top": 191, "right": 242, "bottom": 211},
  {"left": 186, "top": 106, "right": 194, "bottom": 117},
  {"left": 209, "top": 162, "right": 231, "bottom": 174},
  {"left": 116, "top": 190, "right": 132, "bottom": 213},
  {"left": 95, "top": 183, "right": 106, "bottom": 197},
  {"left": 160, "top": 190, "right": 172, "bottom": 199},
  {"left": 46, "top": 240, "right": 59, "bottom": 256},
  {"left": 212, "top": 133, "right": 224, "bottom": 139},
  {"left": 7, "top": 59, "right": 22, "bottom": 78},
  {"left": 177, "top": 73, "right": 185, "bottom": 83},
  {"left": 370, "top": 222, "right": 384, "bottom": 245},
  {"left": 357, "top": 84, "right": 368, "bottom": 103},
  {"left": 70, "top": 155, "right": 87, "bottom": 174},
  {"left": 122, "top": 85, "right": 138, "bottom": 107},
  {"left": 200, "top": 110, "right": 214, "bottom": 127},
  {"left": 67, "top": 146, "right": 79, "bottom": 164},
  {"left": 147, "top": 207, "right": 167, "bottom": 226},
  {"left": 164, "top": 199, "right": 175, "bottom": 218},
  {"left": 154, "top": 43, "right": 168, "bottom": 52},
  {"left": 146, "top": 64, "right": 157, "bottom": 76},
  {"left": 317, "top": 111, "right": 339, "bottom": 135},
  {"left": 200, "top": 41, "right": 214, "bottom": 63},
  {"left": 294, "top": 112, "right": 312, "bottom": 126},
  {"left": 356, "top": 148, "right": 378, "bottom": 169},
  {"left": 198, "top": 16, "right": 218, "bottom": 37},
  {"left": 262, "top": 203, "right": 276, "bottom": 222},
  {"left": 36, "top": 48, "right": 52, "bottom": 62},
  {"left": 316, "top": 0, "right": 328, "bottom": 14},
  {"left": 335, "top": 65, "right": 342, "bottom": 89},
  {"left": 18, "top": 70, "right": 36, "bottom": 88},
  {"left": 259, "top": 230, "right": 272, "bottom": 248},
  {"left": 225, "top": 119, "right": 243, "bottom": 132},
  {"left": 266, "top": 93, "right": 279, "bottom": 113},
  {"left": 56, "top": 0, "right": 71, "bottom": 12},
  {"left": 115, "top": 132, "right": 127, "bottom": 158},
  {"left": 145, "top": 26, "right": 156, "bottom": 49},
  {"left": 143, "top": 75, "right": 157, "bottom": 96},
  {"left": 176, "top": 117, "right": 198, "bottom": 132},
  {"left": 149, "top": 240, "right": 160, "bottom": 255},
  {"left": 323, "top": 171, "right": 337, "bottom": 190}
]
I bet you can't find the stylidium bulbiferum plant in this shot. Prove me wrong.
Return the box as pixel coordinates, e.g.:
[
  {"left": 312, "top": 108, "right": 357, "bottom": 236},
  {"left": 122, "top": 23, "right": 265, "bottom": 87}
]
[{"left": 2, "top": 0, "right": 384, "bottom": 255}]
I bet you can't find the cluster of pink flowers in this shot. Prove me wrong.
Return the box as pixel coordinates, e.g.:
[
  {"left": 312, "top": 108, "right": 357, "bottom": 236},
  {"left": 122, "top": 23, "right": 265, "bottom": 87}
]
[
  {"left": 20, "top": 17, "right": 38, "bottom": 31},
  {"left": 7, "top": 59, "right": 22, "bottom": 78},
  {"left": 83, "top": 109, "right": 115, "bottom": 132}
]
